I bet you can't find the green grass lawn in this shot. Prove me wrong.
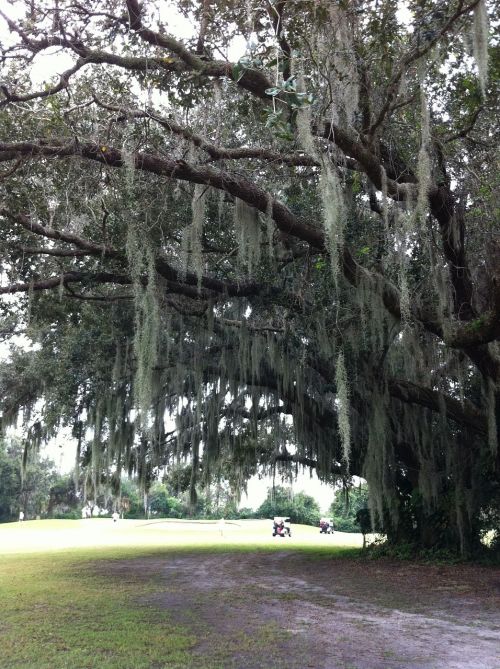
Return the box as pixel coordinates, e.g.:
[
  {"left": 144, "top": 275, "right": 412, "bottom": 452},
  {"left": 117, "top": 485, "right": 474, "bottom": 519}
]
[
  {"left": 0, "top": 548, "right": 195, "bottom": 669},
  {"left": 0, "top": 520, "right": 361, "bottom": 668}
]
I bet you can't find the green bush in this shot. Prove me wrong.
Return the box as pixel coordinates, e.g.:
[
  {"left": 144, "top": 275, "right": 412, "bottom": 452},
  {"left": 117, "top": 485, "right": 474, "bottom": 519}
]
[
  {"left": 330, "top": 484, "right": 369, "bottom": 533},
  {"left": 254, "top": 487, "right": 321, "bottom": 526}
]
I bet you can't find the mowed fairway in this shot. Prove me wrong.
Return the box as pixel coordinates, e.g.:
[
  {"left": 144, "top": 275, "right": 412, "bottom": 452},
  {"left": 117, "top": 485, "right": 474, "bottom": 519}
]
[
  {"left": 0, "top": 520, "right": 499, "bottom": 669},
  {"left": 0, "top": 518, "right": 363, "bottom": 554}
]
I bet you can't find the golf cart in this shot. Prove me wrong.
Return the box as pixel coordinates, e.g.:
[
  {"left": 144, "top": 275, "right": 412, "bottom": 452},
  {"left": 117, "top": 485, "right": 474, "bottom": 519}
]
[
  {"left": 319, "top": 517, "right": 334, "bottom": 534},
  {"left": 272, "top": 517, "right": 291, "bottom": 538}
]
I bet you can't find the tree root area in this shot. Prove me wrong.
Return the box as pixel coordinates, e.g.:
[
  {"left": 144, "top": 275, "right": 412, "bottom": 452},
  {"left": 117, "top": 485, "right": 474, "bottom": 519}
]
[{"left": 99, "top": 552, "right": 500, "bottom": 669}]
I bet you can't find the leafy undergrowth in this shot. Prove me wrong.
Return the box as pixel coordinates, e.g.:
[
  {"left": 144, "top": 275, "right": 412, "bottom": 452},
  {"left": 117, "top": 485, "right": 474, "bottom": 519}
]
[{"left": 363, "top": 539, "right": 500, "bottom": 566}]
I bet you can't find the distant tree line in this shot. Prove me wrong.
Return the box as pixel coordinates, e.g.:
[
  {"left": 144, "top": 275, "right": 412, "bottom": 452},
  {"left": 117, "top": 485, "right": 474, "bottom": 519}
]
[
  {"left": 119, "top": 480, "right": 326, "bottom": 526},
  {"left": 0, "top": 436, "right": 442, "bottom": 542},
  {"left": 0, "top": 437, "right": 385, "bottom": 534},
  {"left": 1, "top": 440, "right": 362, "bottom": 528},
  {"left": 329, "top": 484, "right": 370, "bottom": 533},
  {"left": 0, "top": 438, "right": 63, "bottom": 521}
]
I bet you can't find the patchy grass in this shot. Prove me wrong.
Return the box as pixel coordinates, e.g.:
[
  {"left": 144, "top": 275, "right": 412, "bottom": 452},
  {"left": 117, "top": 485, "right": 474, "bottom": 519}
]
[
  {"left": 3, "top": 520, "right": 499, "bottom": 669},
  {"left": 0, "top": 519, "right": 359, "bottom": 669},
  {"left": 0, "top": 549, "right": 196, "bottom": 669},
  {"left": 1, "top": 520, "right": 499, "bottom": 669}
]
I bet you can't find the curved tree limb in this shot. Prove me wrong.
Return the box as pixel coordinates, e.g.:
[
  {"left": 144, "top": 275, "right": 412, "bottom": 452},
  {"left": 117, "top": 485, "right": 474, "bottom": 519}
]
[
  {"left": 0, "top": 58, "right": 88, "bottom": 108},
  {"left": 0, "top": 139, "right": 498, "bottom": 371}
]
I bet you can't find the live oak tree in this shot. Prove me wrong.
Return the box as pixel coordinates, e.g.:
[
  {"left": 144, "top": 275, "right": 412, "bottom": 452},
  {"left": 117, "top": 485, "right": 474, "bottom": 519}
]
[{"left": 0, "top": 0, "right": 498, "bottom": 555}]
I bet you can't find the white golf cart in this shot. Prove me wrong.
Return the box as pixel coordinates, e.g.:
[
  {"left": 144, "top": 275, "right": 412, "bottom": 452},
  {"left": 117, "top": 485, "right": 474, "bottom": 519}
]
[{"left": 272, "top": 516, "right": 292, "bottom": 537}]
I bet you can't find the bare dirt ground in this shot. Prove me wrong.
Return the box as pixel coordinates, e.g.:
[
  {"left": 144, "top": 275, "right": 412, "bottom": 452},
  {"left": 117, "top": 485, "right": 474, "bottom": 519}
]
[{"left": 99, "top": 551, "right": 500, "bottom": 669}]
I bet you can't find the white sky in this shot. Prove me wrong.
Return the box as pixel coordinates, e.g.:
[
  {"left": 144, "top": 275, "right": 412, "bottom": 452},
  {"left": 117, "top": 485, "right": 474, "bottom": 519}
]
[{"left": 240, "top": 470, "right": 338, "bottom": 512}]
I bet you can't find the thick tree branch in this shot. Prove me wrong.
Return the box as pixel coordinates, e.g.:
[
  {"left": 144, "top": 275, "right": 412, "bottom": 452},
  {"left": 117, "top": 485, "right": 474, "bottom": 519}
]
[
  {"left": 0, "top": 208, "right": 120, "bottom": 257},
  {"left": 388, "top": 379, "right": 487, "bottom": 437},
  {"left": 217, "top": 318, "right": 284, "bottom": 334},
  {"left": 443, "top": 107, "right": 483, "bottom": 143},
  {"left": 273, "top": 449, "right": 343, "bottom": 478},
  {"left": 0, "top": 139, "right": 498, "bottom": 366},
  {"left": 0, "top": 272, "right": 132, "bottom": 295},
  {"left": 266, "top": 0, "right": 292, "bottom": 81},
  {"left": 0, "top": 206, "right": 273, "bottom": 300},
  {"left": 124, "top": 0, "right": 273, "bottom": 99},
  {"left": 0, "top": 139, "right": 324, "bottom": 248},
  {"left": 93, "top": 97, "right": 321, "bottom": 166},
  {"left": 195, "top": 0, "right": 211, "bottom": 55},
  {"left": 222, "top": 403, "right": 287, "bottom": 421},
  {"left": 12, "top": 245, "right": 93, "bottom": 258},
  {"left": 322, "top": 120, "right": 480, "bottom": 345}
]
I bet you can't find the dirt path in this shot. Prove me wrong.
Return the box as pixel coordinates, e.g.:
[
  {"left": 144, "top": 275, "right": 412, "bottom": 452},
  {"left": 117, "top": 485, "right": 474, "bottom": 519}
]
[{"left": 100, "top": 552, "right": 500, "bottom": 669}]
